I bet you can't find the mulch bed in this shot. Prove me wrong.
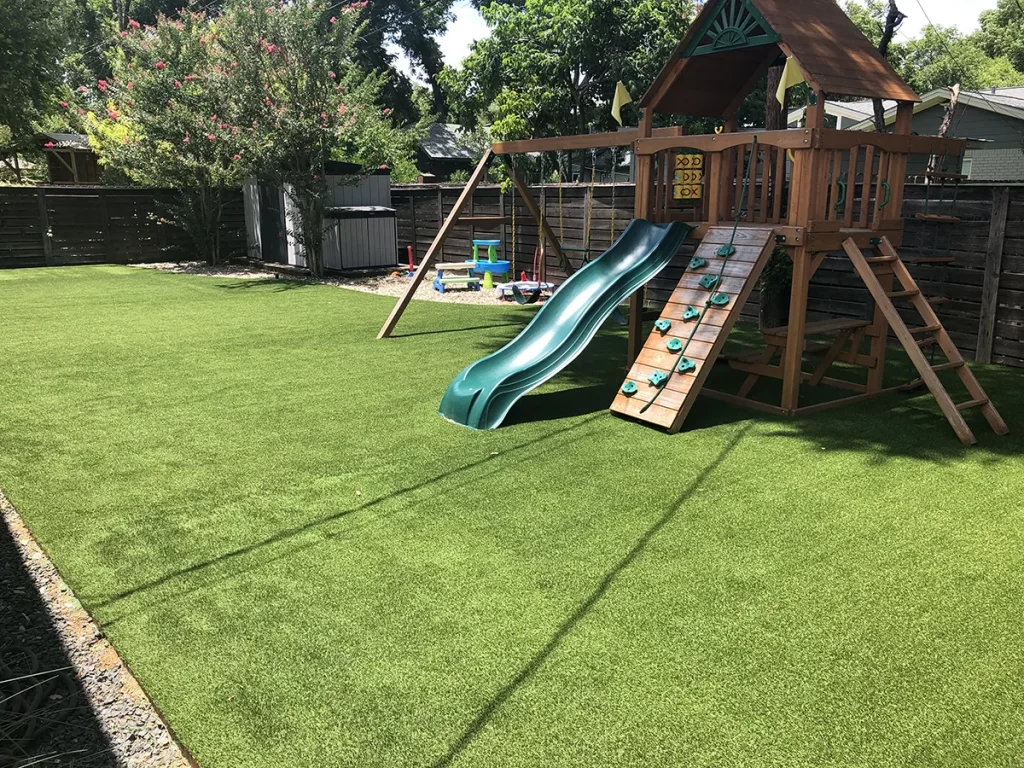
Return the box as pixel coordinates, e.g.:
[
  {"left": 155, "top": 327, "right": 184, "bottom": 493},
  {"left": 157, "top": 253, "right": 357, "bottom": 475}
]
[{"left": 0, "top": 491, "right": 191, "bottom": 768}]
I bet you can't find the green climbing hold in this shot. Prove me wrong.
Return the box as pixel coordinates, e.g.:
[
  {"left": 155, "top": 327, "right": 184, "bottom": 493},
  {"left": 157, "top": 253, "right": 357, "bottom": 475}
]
[
  {"left": 682, "top": 305, "right": 700, "bottom": 321},
  {"left": 647, "top": 370, "right": 668, "bottom": 388},
  {"left": 709, "top": 292, "right": 730, "bottom": 307},
  {"left": 677, "top": 357, "right": 696, "bottom": 373},
  {"left": 666, "top": 338, "right": 683, "bottom": 353},
  {"left": 689, "top": 256, "right": 707, "bottom": 270},
  {"left": 699, "top": 274, "right": 719, "bottom": 290},
  {"left": 654, "top": 318, "right": 672, "bottom": 333},
  {"left": 716, "top": 244, "right": 736, "bottom": 258},
  {"left": 622, "top": 381, "right": 638, "bottom": 395}
]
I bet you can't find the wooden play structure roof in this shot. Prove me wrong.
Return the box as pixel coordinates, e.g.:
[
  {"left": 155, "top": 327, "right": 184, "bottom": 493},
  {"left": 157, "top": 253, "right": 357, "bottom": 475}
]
[{"left": 641, "top": 0, "right": 920, "bottom": 117}]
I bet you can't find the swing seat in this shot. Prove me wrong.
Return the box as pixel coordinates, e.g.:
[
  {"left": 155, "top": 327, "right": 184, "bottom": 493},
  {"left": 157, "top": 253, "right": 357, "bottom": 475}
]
[{"left": 512, "top": 283, "right": 544, "bottom": 305}]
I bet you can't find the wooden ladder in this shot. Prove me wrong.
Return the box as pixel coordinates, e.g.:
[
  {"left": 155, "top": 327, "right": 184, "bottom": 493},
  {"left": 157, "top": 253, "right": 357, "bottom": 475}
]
[{"left": 842, "top": 236, "right": 1008, "bottom": 445}]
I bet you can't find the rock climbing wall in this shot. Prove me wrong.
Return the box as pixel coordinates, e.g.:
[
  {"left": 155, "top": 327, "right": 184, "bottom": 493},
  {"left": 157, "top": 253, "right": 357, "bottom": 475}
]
[{"left": 610, "top": 226, "right": 777, "bottom": 432}]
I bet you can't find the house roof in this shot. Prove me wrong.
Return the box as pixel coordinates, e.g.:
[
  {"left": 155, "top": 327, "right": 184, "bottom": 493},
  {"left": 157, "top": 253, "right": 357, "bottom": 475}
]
[
  {"left": 419, "top": 123, "right": 475, "bottom": 161},
  {"left": 845, "top": 87, "right": 1024, "bottom": 131},
  {"left": 787, "top": 98, "right": 895, "bottom": 126},
  {"left": 38, "top": 132, "right": 91, "bottom": 150},
  {"left": 641, "top": 0, "right": 919, "bottom": 117}
]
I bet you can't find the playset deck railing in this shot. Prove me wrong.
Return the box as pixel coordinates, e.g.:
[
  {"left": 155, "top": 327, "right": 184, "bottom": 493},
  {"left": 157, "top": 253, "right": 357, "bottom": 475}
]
[{"left": 636, "top": 128, "right": 966, "bottom": 239}]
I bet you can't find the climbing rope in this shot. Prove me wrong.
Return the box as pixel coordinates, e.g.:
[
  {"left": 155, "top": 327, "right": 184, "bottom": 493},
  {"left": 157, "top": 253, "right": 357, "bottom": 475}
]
[{"left": 638, "top": 135, "right": 760, "bottom": 414}]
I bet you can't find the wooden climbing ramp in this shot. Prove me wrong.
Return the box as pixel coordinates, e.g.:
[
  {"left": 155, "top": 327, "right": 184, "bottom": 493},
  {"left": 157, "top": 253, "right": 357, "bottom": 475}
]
[
  {"left": 843, "top": 236, "right": 1008, "bottom": 445},
  {"left": 611, "top": 226, "right": 777, "bottom": 432}
]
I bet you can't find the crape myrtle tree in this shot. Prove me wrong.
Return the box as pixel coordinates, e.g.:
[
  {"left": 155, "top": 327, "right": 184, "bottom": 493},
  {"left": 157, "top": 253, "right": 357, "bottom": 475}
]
[
  {"left": 220, "top": 0, "right": 415, "bottom": 276},
  {"left": 79, "top": 0, "right": 415, "bottom": 273},
  {"left": 84, "top": 11, "right": 247, "bottom": 265}
]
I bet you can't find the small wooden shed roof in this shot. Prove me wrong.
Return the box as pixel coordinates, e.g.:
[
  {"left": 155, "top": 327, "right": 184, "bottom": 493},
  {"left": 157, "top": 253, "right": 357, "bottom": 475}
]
[{"left": 641, "top": 0, "right": 919, "bottom": 117}]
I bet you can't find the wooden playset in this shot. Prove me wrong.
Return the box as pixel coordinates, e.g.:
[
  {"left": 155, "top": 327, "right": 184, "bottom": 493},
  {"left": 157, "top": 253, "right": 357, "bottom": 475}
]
[{"left": 379, "top": 0, "right": 1008, "bottom": 445}]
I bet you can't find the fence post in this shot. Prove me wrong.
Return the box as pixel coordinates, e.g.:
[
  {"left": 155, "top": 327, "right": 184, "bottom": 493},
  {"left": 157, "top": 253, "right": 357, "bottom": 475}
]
[
  {"left": 410, "top": 193, "right": 418, "bottom": 264},
  {"left": 976, "top": 186, "right": 1010, "bottom": 363},
  {"left": 98, "top": 189, "right": 116, "bottom": 263},
  {"left": 37, "top": 189, "right": 54, "bottom": 266}
]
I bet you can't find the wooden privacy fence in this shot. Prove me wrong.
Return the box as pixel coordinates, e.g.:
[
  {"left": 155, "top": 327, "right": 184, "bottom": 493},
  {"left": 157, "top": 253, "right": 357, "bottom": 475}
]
[
  {"left": 0, "top": 186, "right": 246, "bottom": 268},
  {"left": 393, "top": 182, "right": 1024, "bottom": 369}
]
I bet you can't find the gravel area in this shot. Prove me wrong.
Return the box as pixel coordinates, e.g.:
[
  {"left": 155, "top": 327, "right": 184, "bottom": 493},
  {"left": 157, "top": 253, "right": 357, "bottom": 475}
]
[
  {"left": 133, "top": 261, "right": 512, "bottom": 305},
  {"left": 0, "top": 490, "right": 192, "bottom": 768}
]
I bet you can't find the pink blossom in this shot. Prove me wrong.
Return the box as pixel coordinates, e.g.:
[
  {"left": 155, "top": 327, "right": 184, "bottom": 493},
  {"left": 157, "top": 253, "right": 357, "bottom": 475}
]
[
  {"left": 44, "top": 141, "right": 55, "bottom": 148},
  {"left": 210, "top": 114, "right": 218, "bottom": 122},
  {"left": 379, "top": 163, "right": 388, "bottom": 169},
  {"left": 98, "top": 80, "right": 108, "bottom": 92},
  {"left": 329, "top": 16, "right": 336, "bottom": 23},
  {"left": 265, "top": 96, "right": 273, "bottom": 107},
  {"left": 155, "top": 61, "right": 166, "bottom": 69},
  {"left": 383, "top": 107, "right": 391, "bottom": 115},
  {"left": 338, "top": 104, "right": 348, "bottom": 115},
  {"left": 107, "top": 108, "right": 119, "bottom": 120},
  {"left": 128, "top": 19, "right": 140, "bottom": 28},
  {"left": 174, "top": 80, "right": 182, "bottom": 88},
  {"left": 127, "top": 81, "right": 134, "bottom": 90},
  {"left": 59, "top": 101, "right": 69, "bottom": 109},
  {"left": 329, "top": 71, "right": 336, "bottom": 80},
  {"left": 233, "top": 154, "right": 241, "bottom": 160},
  {"left": 183, "top": 133, "right": 190, "bottom": 144},
  {"left": 207, "top": 133, "right": 216, "bottom": 141},
  {"left": 77, "top": 108, "right": 84, "bottom": 115},
  {"left": 120, "top": 30, "right": 129, "bottom": 37},
  {"left": 320, "top": 112, "right": 328, "bottom": 120},
  {"left": 78, "top": 85, "right": 89, "bottom": 93},
  {"left": 184, "top": 74, "right": 197, "bottom": 81}
]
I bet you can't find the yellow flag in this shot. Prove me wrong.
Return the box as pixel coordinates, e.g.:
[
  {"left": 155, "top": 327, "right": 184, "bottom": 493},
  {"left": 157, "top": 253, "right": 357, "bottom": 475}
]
[
  {"left": 611, "top": 81, "right": 632, "bottom": 126},
  {"left": 775, "top": 56, "right": 805, "bottom": 106}
]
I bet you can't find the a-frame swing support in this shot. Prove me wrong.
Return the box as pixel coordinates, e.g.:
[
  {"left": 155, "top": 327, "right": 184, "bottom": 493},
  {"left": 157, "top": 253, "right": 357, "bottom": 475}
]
[{"left": 377, "top": 150, "right": 571, "bottom": 339}]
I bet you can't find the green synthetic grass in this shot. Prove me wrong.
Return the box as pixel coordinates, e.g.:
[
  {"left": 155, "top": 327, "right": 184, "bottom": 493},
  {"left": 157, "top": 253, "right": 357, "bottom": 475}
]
[{"left": 2, "top": 266, "right": 1024, "bottom": 768}]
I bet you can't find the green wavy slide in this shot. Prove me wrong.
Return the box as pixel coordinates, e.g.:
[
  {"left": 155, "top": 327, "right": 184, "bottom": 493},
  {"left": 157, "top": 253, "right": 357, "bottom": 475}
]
[{"left": 439, "top": 219, "right": 691, "bottom": 430}]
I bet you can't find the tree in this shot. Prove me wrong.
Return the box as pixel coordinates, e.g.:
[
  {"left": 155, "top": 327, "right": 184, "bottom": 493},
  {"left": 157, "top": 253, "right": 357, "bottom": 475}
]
[
  {"left": 903, "top": 25, "right": 1024, "bottom": 91},
  {"left": 440, "top": 0, "right": 695, "bottom": 142},
  {"left": 83, "top": 9, "right": 248, "bottom": 263},
  {"left": 0, "top": 0, "right": 70, "bottom": 164},
  {"left": 221, "top": 0, "right": 415, "bottom": 276},
  {"left": 975, "top": 0, "right": 1024, "bottom": 74}
]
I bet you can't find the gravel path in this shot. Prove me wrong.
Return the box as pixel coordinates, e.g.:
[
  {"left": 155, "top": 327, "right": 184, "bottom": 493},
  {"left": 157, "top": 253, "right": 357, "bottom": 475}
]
[
  {"left": 133, "top": 261, "right": 512, "bottom": 306},
  {"left": 1, "top": 491, "right": 192, "bottom": 768}
]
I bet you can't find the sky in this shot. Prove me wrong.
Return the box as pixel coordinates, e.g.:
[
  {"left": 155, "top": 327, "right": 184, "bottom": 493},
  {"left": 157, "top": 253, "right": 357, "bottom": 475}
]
[{"left": 391, "top": 0, "right": 1002, "bottom": 83}]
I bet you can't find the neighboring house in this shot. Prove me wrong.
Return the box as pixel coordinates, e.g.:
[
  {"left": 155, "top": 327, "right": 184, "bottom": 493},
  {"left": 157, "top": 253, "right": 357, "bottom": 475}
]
[
  {"left": 788, "top": 99, "right": 895, "bottom": 130},
  {"left": 790, "top": 88, "right": 1024, "bottom": 181},
  {"left": 38, "top": 133, "right": 102, "bottom": 184},
  {"left": 416, "top": 123, "right": 476, "bottom": 181}
]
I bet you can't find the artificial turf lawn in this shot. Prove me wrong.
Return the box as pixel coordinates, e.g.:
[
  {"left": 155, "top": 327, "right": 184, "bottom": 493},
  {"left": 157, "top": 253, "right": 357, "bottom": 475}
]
[{"left": 1, "top": 265, "right": 1023, "bottom": 767}]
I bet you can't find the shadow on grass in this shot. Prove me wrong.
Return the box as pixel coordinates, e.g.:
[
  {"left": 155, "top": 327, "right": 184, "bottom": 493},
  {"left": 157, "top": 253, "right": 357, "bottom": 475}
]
[
  {"left": 429, "top": 423, "right": 753, "bottom": 768},
  {"left": 89, "top": 414, "right": 608, "bottom": 623},
  {"left": 0, "top": 510, "right": 114, "bottom": 766},
  {"left": 391, "top": 321, "right": 531, "bottom": 339},
  {"left": 216, "top": 278, "right": 313, "bottom": 292}
]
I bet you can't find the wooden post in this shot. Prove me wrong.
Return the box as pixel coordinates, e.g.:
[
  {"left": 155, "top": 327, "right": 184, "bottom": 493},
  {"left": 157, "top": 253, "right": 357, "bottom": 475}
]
[
  {"left": 976, "top": 186, "right": 1010, "bottom": 363},
  {"left": 780, "top": 91, "right": 825, "bottom": 412},
  {"left": 37, "top": 189, "right": 54, "bottom": 266},
  {"left": 98, "top": 189, "right": 115, "bottom": 262},
  {"left": 377, "top": 149, "right": 494, "bottom": 339},
  {"left": 410, "top": 193, "right": 418, "bottom": 263},
  {"left": 627, "top": 108, "right": 655, "bottom": 366}
]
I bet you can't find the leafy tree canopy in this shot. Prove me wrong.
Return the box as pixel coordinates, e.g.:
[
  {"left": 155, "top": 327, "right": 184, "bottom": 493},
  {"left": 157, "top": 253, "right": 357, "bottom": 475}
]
[
  {"left": 975, "top": 0, "right": 1024, "bottom": 74},
  {"left": 440, "top": 0, "right": 695, "bottom": 141}
]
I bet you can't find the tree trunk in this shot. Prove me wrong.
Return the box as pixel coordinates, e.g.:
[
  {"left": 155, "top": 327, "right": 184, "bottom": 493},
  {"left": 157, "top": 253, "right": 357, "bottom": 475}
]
[
  {"left": 760, "top": 63, "right": 792, "bottom": 330},
  {"left": 873, "top": 1, "right": 905, "bottom": 131}
]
